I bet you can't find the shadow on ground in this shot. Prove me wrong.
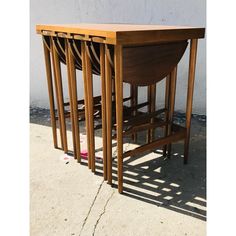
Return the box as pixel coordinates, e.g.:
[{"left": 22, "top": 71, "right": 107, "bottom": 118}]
[{"left": 30, "top": 107, "right": 206, "bottom": 221}]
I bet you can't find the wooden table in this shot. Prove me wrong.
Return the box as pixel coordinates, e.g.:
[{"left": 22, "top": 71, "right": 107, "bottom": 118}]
[{"left": 36, "top": 24, "right": 205, "bottom": 193}]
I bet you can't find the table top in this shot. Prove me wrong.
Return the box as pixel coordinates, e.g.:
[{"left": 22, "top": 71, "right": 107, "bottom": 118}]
[{"left": 36, "top": 23, "right": 205, "bottom": 45}]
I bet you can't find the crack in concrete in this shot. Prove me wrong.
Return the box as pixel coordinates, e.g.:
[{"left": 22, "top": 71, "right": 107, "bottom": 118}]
[
  {"left": 92, "top": 190, "right": 115, "bottom": 236},
  {"left": 79, "top": 180, "right": 104, "bottom": 236}
]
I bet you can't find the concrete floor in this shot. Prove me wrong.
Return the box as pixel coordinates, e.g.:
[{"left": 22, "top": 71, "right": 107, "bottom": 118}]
[{"left": 30, "top": 108, "right": 206, "bottom": 236}]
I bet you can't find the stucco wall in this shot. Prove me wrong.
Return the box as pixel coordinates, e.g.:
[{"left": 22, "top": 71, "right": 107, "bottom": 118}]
[{"left": 30, "top": 0, "right": 206, "bottom": 114}]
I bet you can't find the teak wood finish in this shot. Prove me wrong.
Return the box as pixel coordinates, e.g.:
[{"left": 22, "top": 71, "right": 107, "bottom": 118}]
[
  {"left": 41, "top": 34, "right": 139, "bottom": 179},
  {"left": 105, "top": 45, "right": 113, "bottom": 184},
  {"left": 42, "top": 34, "right": 103, "bottom": 157},
  {"left": 65, "top": 39, "right": 77, "bottom": 159},
  {"left": 51, "top": 37, "right": 68, "bottom": 153},
  {"left": 147, "top": 84, "right": 156, "bottom": 143},
  {"left": 100, "top": 44, "right": 107, "bottom": 180},
  {"left": 184, "top": 39, "right": 198, "bottom": 164},
  {"left": 114, "top": 45, "right": 123, "bottom": 193},
  {"left": 84, "top": 41, "right": 96, "bottom": 172},
  {"left": 66, "top": 39, "right": 81, "bottom": 162},
  {"left": 42, "top": 39, "right": 58, "bottom": 149},
  {"left": 36, "top": 24, "right": 204, "bottom": 45},
  {"left": 37, "top": 23, "right": 205, "bottom": 194},
  {"left": 122, "top": 41, "right": 187, "bottom": 86}
]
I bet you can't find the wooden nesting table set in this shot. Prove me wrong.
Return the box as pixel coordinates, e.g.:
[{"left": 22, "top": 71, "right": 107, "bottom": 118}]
[{"left": 36, "top": 23, "right": 205, "bottom": 193}]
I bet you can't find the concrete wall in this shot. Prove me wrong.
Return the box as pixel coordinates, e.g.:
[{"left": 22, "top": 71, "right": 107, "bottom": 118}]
[{"left": 30, "top": 0, "right": 206, "bottom": 114}]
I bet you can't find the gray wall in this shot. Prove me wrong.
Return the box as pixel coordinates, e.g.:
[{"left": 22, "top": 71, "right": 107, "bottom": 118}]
[{"left": 30, "top": 0, "right": 206, "bottom": 114}]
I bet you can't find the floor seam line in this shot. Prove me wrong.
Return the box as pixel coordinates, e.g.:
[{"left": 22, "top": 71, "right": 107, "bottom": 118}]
[
  {"left": 92, "top": 190, "right": 115, "bottom": 236},
  {"left": 79, "top": 179, "right": 104, "bottom": 236}
]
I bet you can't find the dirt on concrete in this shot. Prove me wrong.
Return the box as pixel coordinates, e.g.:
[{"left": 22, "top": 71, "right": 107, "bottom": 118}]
[{"left": 30, "top": 107, "right": 206, "bottom": 236}]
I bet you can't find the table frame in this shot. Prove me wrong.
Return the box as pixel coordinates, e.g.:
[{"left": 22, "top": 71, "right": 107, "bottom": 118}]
[
  {"left": 37, "top": 24, "right": 203, "bottom": 193},
  {"left": 114, "top": 39, "right": 198, "bottom": 193}
]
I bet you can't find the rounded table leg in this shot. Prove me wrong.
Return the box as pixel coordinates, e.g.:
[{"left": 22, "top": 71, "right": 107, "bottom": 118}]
[
  {"left": 114, "top": 45, "right": 124, "bottom": 193},
  {"left": 184, "top": 39, "right": 198, "bottom": 164},
  {"left": 105, "top": 45, "right": 113, "bottom": 184},
  {"left": 51, "top": 37, "right": 68, "bottom": 153},
  {"left": 43, "top": 38, "right": 58, "bottom": 149}
]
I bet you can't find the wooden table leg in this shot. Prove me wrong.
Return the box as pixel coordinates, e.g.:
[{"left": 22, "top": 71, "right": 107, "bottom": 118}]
[
  {"left": 114, "top": 45, "right": 123, "bottom": 193},
  {"left": 85, "top": 42, "right": 95, "bottom": 172},
  {"left": 82, "top": 64, "right": 91, "bottom": 168},
  {"left": 51, "top": 37, "right": 68, "bottom": 153},
  {"left": 81, "top": 41, "right": 96, "bottom": 170},
  {"left": 147, "top": 85, "right": 151, "bottom": 143},
  {"left": 163, "top": 75, "right": 170, "bottom": 156},
  {"left": 147, "top": 84, "right": 156, "bottom": 143},
  {"left": 81, "top": 41, "right": 91, "bottom": 169},
  {"left": 100, "top": 44, "right": 107, "bottom": 180},
  {"left": 167, "top": 67, "right": 178, "bottom": 158},
  {"left": 112, "top": 76, "right": 115, "bottom": 102},
  {"left": 42, "top": 38, "right": 58, "bottom": 148},
  {"left": 65, "top": 39, "right": 76, "bottom": 159},
  {"left": 67, "top": 39, "right": 81, "bottom": 162},
  {"left": 105, "top": 45, "right": 113, "bottom": 184},
  {"left": 184, "top": 39, "right": 198, "bottom": 164},
  {"left": 130, "top": 85, "right": 138, "bottom": 142}
]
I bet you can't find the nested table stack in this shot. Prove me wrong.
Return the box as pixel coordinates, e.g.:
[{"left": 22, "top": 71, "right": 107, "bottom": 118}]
[{"left": 36, "top": 24, "right": 205, "bottom": 193}]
